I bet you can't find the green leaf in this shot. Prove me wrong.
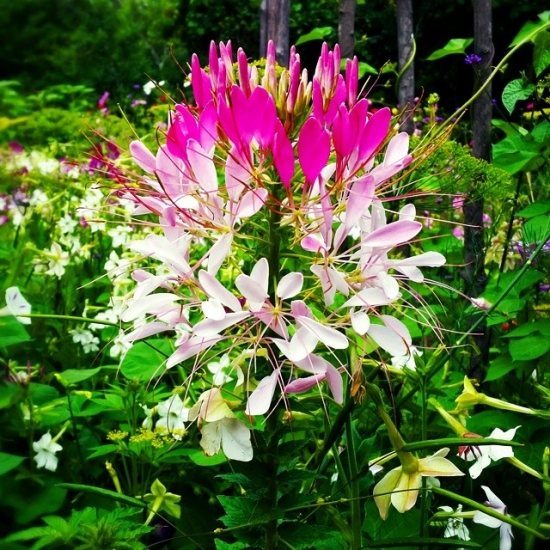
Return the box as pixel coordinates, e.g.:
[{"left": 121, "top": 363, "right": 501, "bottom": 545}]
[
  {"left": 86, "top": 444, "right": 118, "bottom": 459},
  {"left": 0, "top": 315, "right": 31, "bottom": 348},
  {"left": 426, "top": 38, "right": 473, "bottom": 60},
  {"left": 505, "top": 320, "right": 550, "bottom": 338},
  {"left": 295, "top": 27, "right": 333, "bottom": 46},
  {"left": 120, "top": 340, "right": 171, "bottom": 381},
  {"left": 509, "top": 335, "right": 550, "bottom": 361},
  {"left": 215, "top": 540, "right": 250, "bottom": 550},
  {"left": 0, "top": 452, "right": 25, "bottom": 475},
  {"left": 531, "top": 120, "right": 550, "bottom": 143},
  {"left": 492, "top": 134, "right": 539, "bottom": 174},
  {"left": 502, "top": 79, "right": 535, "bottom": 114},
  {"left": 534, "top": 31, "right": 550, "bottom": 76},
  {"left": 492, "top": 118, "right": 529, "bottom": 137},
  {"left": 358, "top": 61, "right": 378, "bottom": 77},
  {"left": 486, "top": 355, "right": 527, "bottom": 381},
  {"left": 523, "top": 215, "right": 550, "bottom": 243},
  {"left": 278, "top": 522, "right": 347, "bottom": 549},
  {"left": 510, "top": 19, "right": 550, "bottom": 47},
  {"left": 53, "top": 367, "right": 102, "bottom": 387},
  {"left": 517, "top": 200, "right": 550, "bottom": 218}
]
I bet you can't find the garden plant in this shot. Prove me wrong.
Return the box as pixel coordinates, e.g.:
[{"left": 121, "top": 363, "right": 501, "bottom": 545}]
[{"left": 2, "top": 7, "right": 550, "bottom": 550}]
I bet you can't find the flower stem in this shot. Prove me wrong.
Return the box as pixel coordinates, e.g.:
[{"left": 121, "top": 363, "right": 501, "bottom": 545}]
[{"left": 345, "top": 417, "right": 362, "bottom": 550}]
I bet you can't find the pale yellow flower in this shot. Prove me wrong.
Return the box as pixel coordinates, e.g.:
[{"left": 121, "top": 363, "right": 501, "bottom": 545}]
[{"left": 373, "top": 448, "right": 463, "bottom": 519}]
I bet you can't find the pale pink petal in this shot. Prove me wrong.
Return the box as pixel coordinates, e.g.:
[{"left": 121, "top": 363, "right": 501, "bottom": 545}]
[
  {"left": 285, "top": 374, "right": 325, "bottom": 394},
  {"left": 380, "top": 315, "right": 412, "bottom": 346},
  {"left": 193, "top": 311, "right": 250, "bottom": 336},
  {"left": 199, "top": 269, "right": 242, "bottom": 312},
  {"left": 399, "top": 203, "right": 416, "bottom": 221},
  {"left": 202, "top": 299, "right": 226, "bottom": 321},
  {"left": 123, "top": 322, "right": 174, "bottom": 343},
  {"left": 384, "top": 132, "right": 410, "bottom": 166},
  {"left": 351, "top": 310, "right": 370, "bottom": 335},
  {"left": 187, "top": 139, "right": 218, "bottom": 194},
  {"left": 368, "top": 323, "right": 408, "bottom": 356},
  {"left": 130, "top": 141, "right": 156, "bottom": 174},
  {"left": 298, "top": 316, "right": 348, "bottom": 350},
  {"left": 246, "top": 369, "right": 279, "bottom": 415},
  {"left": 361, "top": 220, "right": 422, "bottom": 249},
  {"left": 325, "top": 362, "right": 343, "bottom": 404},
  {"left": 208, "top": 233, "right": 234, "bottom": 276},
  {"left": 121, "top": 294, "right": 181, "bottom": 323},
  {"left": 276, "top": 272, "right": 304, "bottom": 300},
  {"left": 250, "top": 258, "right": 269, "bottom": 292},
  {"left": 235, "top": 188, "right": 268, "bottom": 218},
  {"left": 166, "top": 336, "right": 222, "bottom": 368}
]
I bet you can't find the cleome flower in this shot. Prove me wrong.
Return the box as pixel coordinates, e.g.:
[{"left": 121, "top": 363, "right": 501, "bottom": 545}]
[{"left": 114, "top": 40, "right": 447, "bottom": 460}]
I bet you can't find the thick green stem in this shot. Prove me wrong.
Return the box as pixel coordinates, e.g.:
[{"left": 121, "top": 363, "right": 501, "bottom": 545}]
[{"left": 345, "top": 418, "right": 362, "bottom": 550}]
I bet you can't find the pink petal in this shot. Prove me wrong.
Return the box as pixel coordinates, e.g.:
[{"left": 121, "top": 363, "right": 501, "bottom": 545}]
[
  {"left": 357, "top": 107, "right": 391, "bottom": 165},
  {"left": 130, "top": 141, "right": 156, "bottom": 173},
  {"left": 235, "top": 188, "right": 268, "bottom": 218},
  {"left": 249, "top": 87, "right": 277, "bottom": 148},
  {"left": 193, "top": 312, "right": 250, "bottom": 337},
  {"left": 273, "top": 123, "right": 295, "bottom": 187},
  {"left": 285, "top": 374, "right": 325, "bottom": 394},
  {"left": 368, "top": 324, "right": 408, "bottom": 356},
  {"left": 325, "top": 362, "right": 343, "bottom": 404},
  {"left": 361, "top": 220, "right": 422, "bottom": 249},
  {"left": 298, "top": 117, "right": 331, "bottom": 183},
  {"left": 384, "top": 132, "right": 410, "bottom": 166}
]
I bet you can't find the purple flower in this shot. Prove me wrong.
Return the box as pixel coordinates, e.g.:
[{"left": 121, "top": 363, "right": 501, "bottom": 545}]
[
  {"left": 465, "top": 54, "right": 482, "bottom": 65},
  {"left": 98, "top": 91, "right": 110, "bottom": 110}
]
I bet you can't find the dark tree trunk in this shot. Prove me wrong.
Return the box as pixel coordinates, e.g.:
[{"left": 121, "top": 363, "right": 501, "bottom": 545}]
[
  {"left": 260, "top": 0, "right": 290, "bottom": 66},
  {"left": 463, "top": 0, "right": 493, "bottom": 377},
  {"left": 396, "top": 0, "right": 415, "bottom": 134},
  {"left": 338, "top": 0, "right": 357, "bottom": 59}
]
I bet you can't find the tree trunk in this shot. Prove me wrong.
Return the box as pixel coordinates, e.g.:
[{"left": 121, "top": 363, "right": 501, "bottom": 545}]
[
  {"left": 396, "top": 0, "right": 415, "bottom": 134},
  {"left": 260, "top": 0, "right": 290, "bottom": 67},
  {"left": 463, "top": 0, "right": 493, "bottom": 377},
  {"left": 338, "top": 0, "right": 357, "bottom": 59}
]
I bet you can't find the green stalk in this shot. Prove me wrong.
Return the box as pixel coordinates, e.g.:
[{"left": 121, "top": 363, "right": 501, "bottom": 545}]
[{"left": 345, "top": 417, "right": 362, "bottom": 550}]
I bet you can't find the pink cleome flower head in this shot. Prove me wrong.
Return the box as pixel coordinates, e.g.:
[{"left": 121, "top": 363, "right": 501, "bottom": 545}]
[{"left": 117, "top": 41, "right": 445, "bottom": 458}]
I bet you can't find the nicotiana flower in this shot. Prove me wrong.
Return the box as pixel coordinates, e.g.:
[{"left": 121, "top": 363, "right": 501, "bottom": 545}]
[
  {"left": 373, "top": 448, "right": 463, "bottom": 519},
  {"left": 438, "top": 505, "right": 470, "bottom": 541},
  {"left": 1, "top": 286, "right": 32, "bottom": 324},
  {"left": 44, "top": 242, "right": 70, "bottom": 278},
  {"left": 459, "top": 426, "right": 520, "bottom": 479},
  {"left": 33, "top": 432, "right": 63, "bottom": 471},
  {"left": 156, "top": 394, "right": 190, "bottom": 440},
  {"left": 473, "top": 486, "right": 513, "bottom": 550}
]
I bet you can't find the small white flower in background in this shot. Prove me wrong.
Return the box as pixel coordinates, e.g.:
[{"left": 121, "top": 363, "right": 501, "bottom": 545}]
[
  {"left": 69, "top": 328, "right": 100, "bottom": 354},
  {"left": 108, "top": 225, "right": 133, "bottom": 248},
  {"left": 58, "top": 214, "right": 78, "bottom": 235},
  {"left": 143, "top": 80, "right": 165, "bottom": 95},
  {"left": 1, "top": 286, "right": 32, "bottom": 324},
  {"left": 45, "top": 242, "right": 69, "bottom": 278},
  {"left": 460, "top": 426, "right": 520, "bottom": 479},
  {"left": 391, "top": 346, "right": 423, "bottom": 371},
  {"left": 109, "top": 331, "right": 132, "bottom": 359},
  {"left": 28, "top": 189, "right": 49, "bottom": 207},
  {"left": 104, "top": 251, "right": 131, "bottom": 279},
  {"left": 142, "top": 405, "right": 155, "bottom": 429},
  {"left": 33, "top": 432, "right": 62, "bottom": 471},
  {"left": 207, "top": 354, "right": 244, "bottom": 387},
  {"left": 156, "top": 394, "right": 190, "bottom": 440},
  {"left": 473, "top": 486, "right": 513, "bottom": 550},
  {"left": 439, "top": 505, "right": 470, "bottom": 541}
]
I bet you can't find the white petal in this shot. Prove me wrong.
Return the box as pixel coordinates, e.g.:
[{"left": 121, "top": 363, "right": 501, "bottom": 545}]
[
  {"left": 202, "top": 299, "right": 226, "bottom": 321},
  {"left": 220, "top": 418, "right": 253, "bottom": 461},
  {"left": 351, "top": 310, "right": 370, "bottom": 335}
]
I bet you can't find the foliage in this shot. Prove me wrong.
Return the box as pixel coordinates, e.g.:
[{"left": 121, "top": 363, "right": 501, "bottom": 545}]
[{"left": 2, "top": 9, "right": 550, "bottom": 550}]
